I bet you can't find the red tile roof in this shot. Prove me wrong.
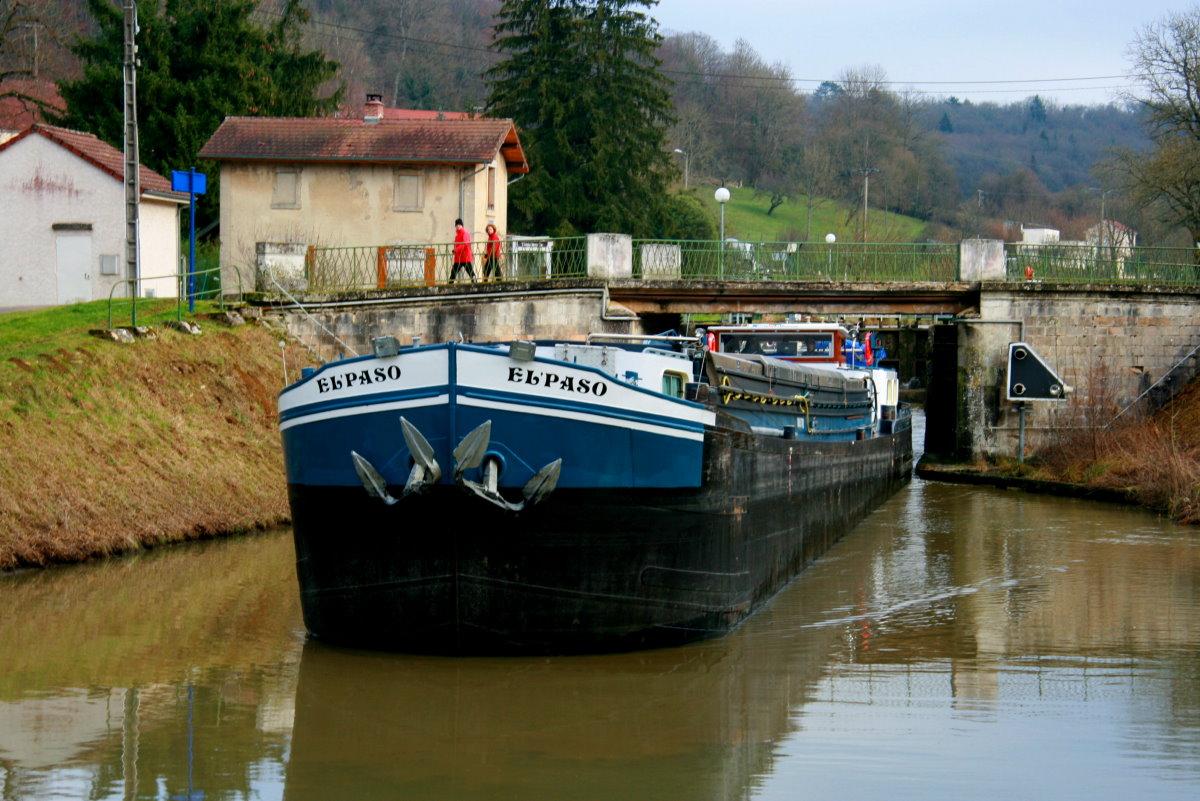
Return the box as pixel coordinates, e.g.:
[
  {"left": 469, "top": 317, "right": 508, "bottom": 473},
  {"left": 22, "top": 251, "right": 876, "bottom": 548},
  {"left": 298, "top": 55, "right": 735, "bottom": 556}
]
[
  {"left": 198, "top": 116, "right": 530, "bottom": 174},
  {"left": 0, "top": 123, "right": 183, "bottom": 197}
]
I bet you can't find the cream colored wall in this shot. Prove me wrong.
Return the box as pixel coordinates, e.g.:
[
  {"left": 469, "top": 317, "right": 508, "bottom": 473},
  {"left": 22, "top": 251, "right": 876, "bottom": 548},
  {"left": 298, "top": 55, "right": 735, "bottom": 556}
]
[
  {"left": 219, "top": 158, "right": 510, "bottom": 293},
  {"left": 139, "top": 198, "right": 183, "bottom": 298}
]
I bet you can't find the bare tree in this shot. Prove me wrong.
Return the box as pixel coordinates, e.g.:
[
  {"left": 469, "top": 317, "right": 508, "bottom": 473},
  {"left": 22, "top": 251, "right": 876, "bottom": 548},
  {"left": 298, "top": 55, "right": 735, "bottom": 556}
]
[
  {"left": 0, "top": 1, "right": 82, "bottom": 125},
  {"left": 1111, "top": 6, "right": 1200, "bottom": 249}
]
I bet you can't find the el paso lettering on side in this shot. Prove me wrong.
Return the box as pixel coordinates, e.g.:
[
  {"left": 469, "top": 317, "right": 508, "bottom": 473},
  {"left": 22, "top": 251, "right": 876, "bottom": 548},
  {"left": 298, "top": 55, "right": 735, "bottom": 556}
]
[
  {"left": 315, "top": 364, "right": 403, "bottom": 394},
  {"left": 506, "top": 366, "right": 609, "bottom": 396}
]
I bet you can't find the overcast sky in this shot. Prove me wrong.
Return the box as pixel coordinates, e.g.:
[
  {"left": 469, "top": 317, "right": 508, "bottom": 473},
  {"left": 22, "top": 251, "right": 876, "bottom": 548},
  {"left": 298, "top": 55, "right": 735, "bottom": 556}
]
[{"left": 651, "top": 0, "right": 1189, "bottom": 106}]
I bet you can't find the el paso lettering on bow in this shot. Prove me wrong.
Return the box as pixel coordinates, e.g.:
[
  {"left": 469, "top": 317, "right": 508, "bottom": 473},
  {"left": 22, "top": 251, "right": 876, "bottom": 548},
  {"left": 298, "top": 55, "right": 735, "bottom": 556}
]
[
  {"left": 315, "top": 365, "right": 403, "bottom": 394},
  {"left": 506, "top": 366, "right": 609, "bottom": 396}
]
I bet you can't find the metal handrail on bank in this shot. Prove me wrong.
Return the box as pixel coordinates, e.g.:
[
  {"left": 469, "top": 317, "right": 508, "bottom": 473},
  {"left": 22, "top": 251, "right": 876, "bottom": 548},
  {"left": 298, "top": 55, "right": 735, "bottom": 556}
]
[{"left": 105, "top": 264, "right": 241, "bottom": 328}]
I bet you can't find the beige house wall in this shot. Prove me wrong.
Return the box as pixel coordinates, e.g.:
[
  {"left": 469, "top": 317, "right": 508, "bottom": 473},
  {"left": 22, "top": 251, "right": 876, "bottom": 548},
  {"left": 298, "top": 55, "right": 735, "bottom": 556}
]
[{"left": 219, "top": 158, "right": 509, "bottom": 293}]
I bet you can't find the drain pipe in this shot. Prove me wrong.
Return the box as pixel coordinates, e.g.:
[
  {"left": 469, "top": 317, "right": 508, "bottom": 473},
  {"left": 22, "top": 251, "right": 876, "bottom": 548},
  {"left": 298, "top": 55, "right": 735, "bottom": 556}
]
[{"left": 459, "top": 163, "right": 490, "bottom": 222}]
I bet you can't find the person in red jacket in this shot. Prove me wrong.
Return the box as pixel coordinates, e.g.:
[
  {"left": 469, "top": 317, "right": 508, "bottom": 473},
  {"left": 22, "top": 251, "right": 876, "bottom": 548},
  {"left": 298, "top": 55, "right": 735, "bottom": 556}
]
[
  {"left": 450, "top": 218, "right": 476, "bottom": 283},
  {"left": 482, "top": 222, "right": 503, "bottom": 281}
]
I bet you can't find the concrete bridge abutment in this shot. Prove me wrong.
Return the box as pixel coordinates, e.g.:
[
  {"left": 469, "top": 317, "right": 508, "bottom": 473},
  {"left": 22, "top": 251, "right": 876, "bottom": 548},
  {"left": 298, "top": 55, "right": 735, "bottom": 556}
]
[{"left": 932, "top": 282, "right": 1200, "bottom": 463}]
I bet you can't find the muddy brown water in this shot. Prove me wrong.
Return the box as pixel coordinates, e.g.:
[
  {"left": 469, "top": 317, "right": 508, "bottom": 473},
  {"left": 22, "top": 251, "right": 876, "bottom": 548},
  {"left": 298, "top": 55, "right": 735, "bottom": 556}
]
[{"left": 1, "top": 438, "right": 1198, "bottom": 799}]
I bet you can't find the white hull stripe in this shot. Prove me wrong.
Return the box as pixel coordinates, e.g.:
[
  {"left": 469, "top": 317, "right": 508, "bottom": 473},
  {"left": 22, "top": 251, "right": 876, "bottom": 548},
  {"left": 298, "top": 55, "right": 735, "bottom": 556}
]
[
  {"left": 279, "top": 395, "right": 449, "bottom": 432},
  {"left": 456, "top": 396, "right": 707, "bottom": 442},
  {"left": 280, "top": 394, "right": 708, "bottom": 442}
]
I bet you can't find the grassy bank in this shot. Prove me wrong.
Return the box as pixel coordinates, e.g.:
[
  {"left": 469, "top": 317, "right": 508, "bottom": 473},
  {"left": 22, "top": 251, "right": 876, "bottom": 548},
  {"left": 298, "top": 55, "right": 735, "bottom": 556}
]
[
  {"left": 688, "top": 184, "right": 933, "bottom": 243},
  {"left": 0, "top": 301, "right": 300, "bottom": 569}
]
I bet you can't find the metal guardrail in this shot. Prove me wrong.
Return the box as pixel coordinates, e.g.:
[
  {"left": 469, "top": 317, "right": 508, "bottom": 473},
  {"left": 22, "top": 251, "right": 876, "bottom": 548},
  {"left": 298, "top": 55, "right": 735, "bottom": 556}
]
[
  {"left": 303, "top": 237, "right": 589, "bottom": 292},
  {"left": 106, "top": 264, "right": 239, "bottom": 327},
  {"left": 295, "top": 238, "right": 1200, "bottom": 293},
  {"left": 1006, "top": 243, "right": 1200, "bottom": 285},
  {"left": 634, "top": 240, "right": 959, "bottom": 282}
]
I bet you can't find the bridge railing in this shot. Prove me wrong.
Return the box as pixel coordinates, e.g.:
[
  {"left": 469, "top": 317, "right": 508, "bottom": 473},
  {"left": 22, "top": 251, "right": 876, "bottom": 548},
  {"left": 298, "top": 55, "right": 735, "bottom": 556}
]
[
  {"left": 303, "top": 237, "right": 588, "bottom": 291},
  {"left": 1006, "top": 243, "right": 1200, "bottom": 285},
  {"left": 296, "top": 238, "right": 1199, "bottom": 291},
  {"left": 634, "top": 240, "right": 960, "bottom": 282}
]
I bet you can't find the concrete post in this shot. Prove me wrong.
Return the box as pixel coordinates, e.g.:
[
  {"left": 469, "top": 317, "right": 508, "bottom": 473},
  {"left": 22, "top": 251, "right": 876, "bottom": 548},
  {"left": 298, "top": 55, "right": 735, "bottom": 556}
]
[
  {"left": 586, "top": 233, "right": 633, "bottom": 279},
  {"left": 959, "top": 239, "right": 1006, "bottom": 281},
  {"left": 256, "top": 242, "right": 309, "bottom": 292}
]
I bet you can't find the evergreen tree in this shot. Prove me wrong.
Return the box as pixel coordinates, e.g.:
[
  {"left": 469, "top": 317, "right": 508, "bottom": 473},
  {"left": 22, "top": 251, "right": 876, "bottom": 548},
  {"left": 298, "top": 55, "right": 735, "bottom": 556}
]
[
  {"left": 54, "top": 0, "right": 342, "bottom": 226},
  {"left": 485, "top": 0, "right": 675, "bottom": 237}
]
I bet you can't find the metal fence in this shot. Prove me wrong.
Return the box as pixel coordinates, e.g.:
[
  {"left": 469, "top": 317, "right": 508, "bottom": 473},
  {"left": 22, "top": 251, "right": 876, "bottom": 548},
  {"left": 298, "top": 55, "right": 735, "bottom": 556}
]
[
  {"left": 294, "top": 237, "right": 1200, "bottom": 292},
  {"left": 303, "top": 237, "right": 589, "bottom": 292},
  {"left": 1006, "top": 243, "right": 1200, "bottom": 285},
  {"left": 634, "top": 240, "right": 960, "bottom": 282}
]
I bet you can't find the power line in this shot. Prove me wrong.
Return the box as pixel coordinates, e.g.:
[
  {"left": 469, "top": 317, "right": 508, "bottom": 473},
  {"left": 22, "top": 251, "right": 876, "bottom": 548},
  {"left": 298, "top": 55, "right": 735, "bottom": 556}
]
[{"left": 287, "top": 10, "right": 1144, "bottom": 100}]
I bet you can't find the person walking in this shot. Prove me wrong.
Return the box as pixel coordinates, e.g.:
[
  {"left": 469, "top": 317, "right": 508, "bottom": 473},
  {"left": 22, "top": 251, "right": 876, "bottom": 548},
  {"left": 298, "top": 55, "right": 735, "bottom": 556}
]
[
  {"left": 483, "top": 222, "right": 503, "bottom": 281},
  {"left": 450, "top": 218, "right": 476, "bottom": 283}
]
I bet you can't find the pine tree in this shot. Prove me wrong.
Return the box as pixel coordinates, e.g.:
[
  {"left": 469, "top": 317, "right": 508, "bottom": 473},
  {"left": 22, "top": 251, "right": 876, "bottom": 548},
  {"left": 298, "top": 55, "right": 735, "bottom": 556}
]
[
  {"left": 486, "top": 0, "right": 675, "bottom": 237},
  {"left": 54, "top": 0, "right": 342, "bottom": 225}
]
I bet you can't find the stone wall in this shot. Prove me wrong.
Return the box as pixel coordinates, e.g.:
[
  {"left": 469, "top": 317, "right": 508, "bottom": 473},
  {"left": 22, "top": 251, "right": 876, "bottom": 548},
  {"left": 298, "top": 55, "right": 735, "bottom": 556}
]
[
  {"left": 958, "top": 283, "right": 1200, "bottom": 460},
  {"left": 268, "top": 287, "right": 641, "bottom": 362}
]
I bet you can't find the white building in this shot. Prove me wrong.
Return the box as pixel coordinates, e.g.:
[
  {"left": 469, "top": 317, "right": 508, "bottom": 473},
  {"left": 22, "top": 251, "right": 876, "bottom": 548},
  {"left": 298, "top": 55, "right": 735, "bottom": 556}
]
[{"left": 0, "top": 124, "right": 187, "bottom": 307}]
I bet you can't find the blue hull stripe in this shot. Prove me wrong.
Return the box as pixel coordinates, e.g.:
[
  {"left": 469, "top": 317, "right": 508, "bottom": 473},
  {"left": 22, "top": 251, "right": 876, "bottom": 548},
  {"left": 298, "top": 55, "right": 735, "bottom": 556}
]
[
  {"left": 281, "top": 386, "right": 707, "bottom": 441},
  {"left": 459, "top": 387, "right": 706, "bottom": 437},
  {"left": 280, "top": 392, "right": 449, "bottom": 433},
  {"left": 279, "top": 386, "right": 449, "bottom": 429},
  {"left": 458, "top": 395, "right": 705, "bottom": 442}
]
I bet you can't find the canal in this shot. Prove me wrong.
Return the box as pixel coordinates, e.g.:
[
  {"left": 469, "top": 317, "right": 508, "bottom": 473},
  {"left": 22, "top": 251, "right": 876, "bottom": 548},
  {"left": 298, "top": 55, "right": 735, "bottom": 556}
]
[{"left": 1, "top": 437, "right": 1198, "bottom": 799}]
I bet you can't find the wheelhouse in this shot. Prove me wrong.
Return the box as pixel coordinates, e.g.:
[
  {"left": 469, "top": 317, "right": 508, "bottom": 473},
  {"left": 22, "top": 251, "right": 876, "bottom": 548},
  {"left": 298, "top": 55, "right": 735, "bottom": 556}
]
[{"left": 702, "top": 324, "right": 849, "bottom": 365}]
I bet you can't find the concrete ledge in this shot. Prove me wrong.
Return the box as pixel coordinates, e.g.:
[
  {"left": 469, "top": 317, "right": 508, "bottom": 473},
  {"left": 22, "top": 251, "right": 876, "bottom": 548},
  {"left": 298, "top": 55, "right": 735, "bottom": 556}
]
[{"left": 915, "top": 456, "right": 1138, "bottom": 506}]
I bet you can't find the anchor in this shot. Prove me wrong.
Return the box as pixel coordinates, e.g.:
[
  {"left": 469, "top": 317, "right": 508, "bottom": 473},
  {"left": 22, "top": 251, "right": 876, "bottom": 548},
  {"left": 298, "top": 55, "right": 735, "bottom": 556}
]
[
  {"left": 351, "top": 417, "right": 561, "bottom": 510},
  {"left": 400, "top": 416, "right": 441, "bottom": 493},
  {"left": 453, "top": 420, "right": 563, "bottom": 511},
  {"left": 350, "top": 416, "right": 442, "bottom": 505}
]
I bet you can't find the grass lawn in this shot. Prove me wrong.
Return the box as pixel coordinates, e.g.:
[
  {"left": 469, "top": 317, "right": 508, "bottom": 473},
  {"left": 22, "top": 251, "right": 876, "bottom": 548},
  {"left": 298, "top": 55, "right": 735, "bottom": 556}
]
[
  {"left": 686, "top": 184, "right": 930, "bottom": 244},
  {"left": 0, "top": 299, "right": 221, "bottom": 362}
]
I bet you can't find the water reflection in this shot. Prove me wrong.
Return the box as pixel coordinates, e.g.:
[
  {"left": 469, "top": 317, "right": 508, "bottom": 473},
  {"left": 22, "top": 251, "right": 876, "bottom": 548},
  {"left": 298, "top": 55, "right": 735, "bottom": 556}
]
[
  {"left": 0, "top": 472, "right": 1198, "bottom": 800},
  {"left": 0, "top": 534, "right": 302, "bottom": 800}
]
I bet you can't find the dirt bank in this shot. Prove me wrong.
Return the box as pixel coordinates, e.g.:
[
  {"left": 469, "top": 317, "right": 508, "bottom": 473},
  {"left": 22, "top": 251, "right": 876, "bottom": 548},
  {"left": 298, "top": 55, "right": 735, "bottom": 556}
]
[
  {"left": 0, "top": 319, "right": 300, "bottom": 569},
  {"left": 919, "top": 377, "right": 1200, "bottom": 524}
]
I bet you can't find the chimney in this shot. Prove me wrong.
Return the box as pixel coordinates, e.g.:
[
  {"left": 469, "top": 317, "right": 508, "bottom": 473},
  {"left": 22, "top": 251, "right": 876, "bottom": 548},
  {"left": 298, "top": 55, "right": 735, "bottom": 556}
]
[{"left": 364, "top": 93, "right": 384, "bottom": 123}]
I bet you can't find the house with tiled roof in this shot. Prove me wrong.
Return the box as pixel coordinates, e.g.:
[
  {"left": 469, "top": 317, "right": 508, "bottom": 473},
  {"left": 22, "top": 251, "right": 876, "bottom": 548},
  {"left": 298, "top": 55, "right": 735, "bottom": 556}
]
[
  {"left": 198, "top": 94, "right": 529, "bottom": 292},
  {"left": 0, "top": 123, "right": 187, "bottom": 307}
]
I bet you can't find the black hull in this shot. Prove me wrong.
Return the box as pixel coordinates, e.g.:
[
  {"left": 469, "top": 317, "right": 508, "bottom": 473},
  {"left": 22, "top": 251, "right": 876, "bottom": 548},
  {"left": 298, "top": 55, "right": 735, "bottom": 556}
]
[{"left": 289, "top": 424, "right": 912, "bottom": 656}]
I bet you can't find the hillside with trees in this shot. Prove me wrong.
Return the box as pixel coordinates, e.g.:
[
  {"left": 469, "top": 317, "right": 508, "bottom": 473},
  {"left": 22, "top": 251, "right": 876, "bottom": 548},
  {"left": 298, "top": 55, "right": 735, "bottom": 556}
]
[{"left": 2, "top": 0, "right": 1187, "bottom": 246}]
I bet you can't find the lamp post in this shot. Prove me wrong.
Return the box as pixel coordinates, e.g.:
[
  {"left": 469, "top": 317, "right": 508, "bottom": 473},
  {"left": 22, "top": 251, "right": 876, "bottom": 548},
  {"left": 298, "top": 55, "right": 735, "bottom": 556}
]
[
  {"left": 715, "top": 185, "right": 730, "bottom": 280},
  {"left": 825, "top": 232, "right": 836, "bottom": 277},
  {"left": 673, "top": 148, "right": 690, "bottom": 189}
]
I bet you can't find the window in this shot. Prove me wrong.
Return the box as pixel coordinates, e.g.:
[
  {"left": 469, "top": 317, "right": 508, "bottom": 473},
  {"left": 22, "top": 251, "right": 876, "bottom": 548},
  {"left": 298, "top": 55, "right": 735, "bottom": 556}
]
[
  {"left": 272, "top": 168, "right": 300, "bottom": 209},
  {"left": 393, "top": 170, "right": 422, "bottom": 211},
  {"left": 487, "top": 166, "right": 496, "bottom": 210},
  {"left": 662, "top": 371, "right": 687, "bottom": 398}
]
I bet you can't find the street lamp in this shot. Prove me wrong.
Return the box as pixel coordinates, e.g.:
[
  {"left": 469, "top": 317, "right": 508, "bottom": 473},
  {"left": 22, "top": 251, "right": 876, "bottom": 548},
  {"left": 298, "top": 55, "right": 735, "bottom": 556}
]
[
  {"left": 673, "top": 148, "right": 690, "bottom": 189},
  {"left": 715, "top": 186, "right": 730, "bottom": 280},
  {"left": 825, "top": 233, "right": 836, "bottom": 276}
]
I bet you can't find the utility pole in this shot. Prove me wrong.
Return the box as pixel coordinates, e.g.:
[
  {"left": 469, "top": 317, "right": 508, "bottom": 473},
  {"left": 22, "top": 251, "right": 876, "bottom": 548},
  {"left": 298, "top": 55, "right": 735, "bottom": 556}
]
[
  {"left": 855, "top": 167, "right": 879, "bottom": 242},
  {"left": 123, "top": 0, "right": 141, "bottom": 314}
]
